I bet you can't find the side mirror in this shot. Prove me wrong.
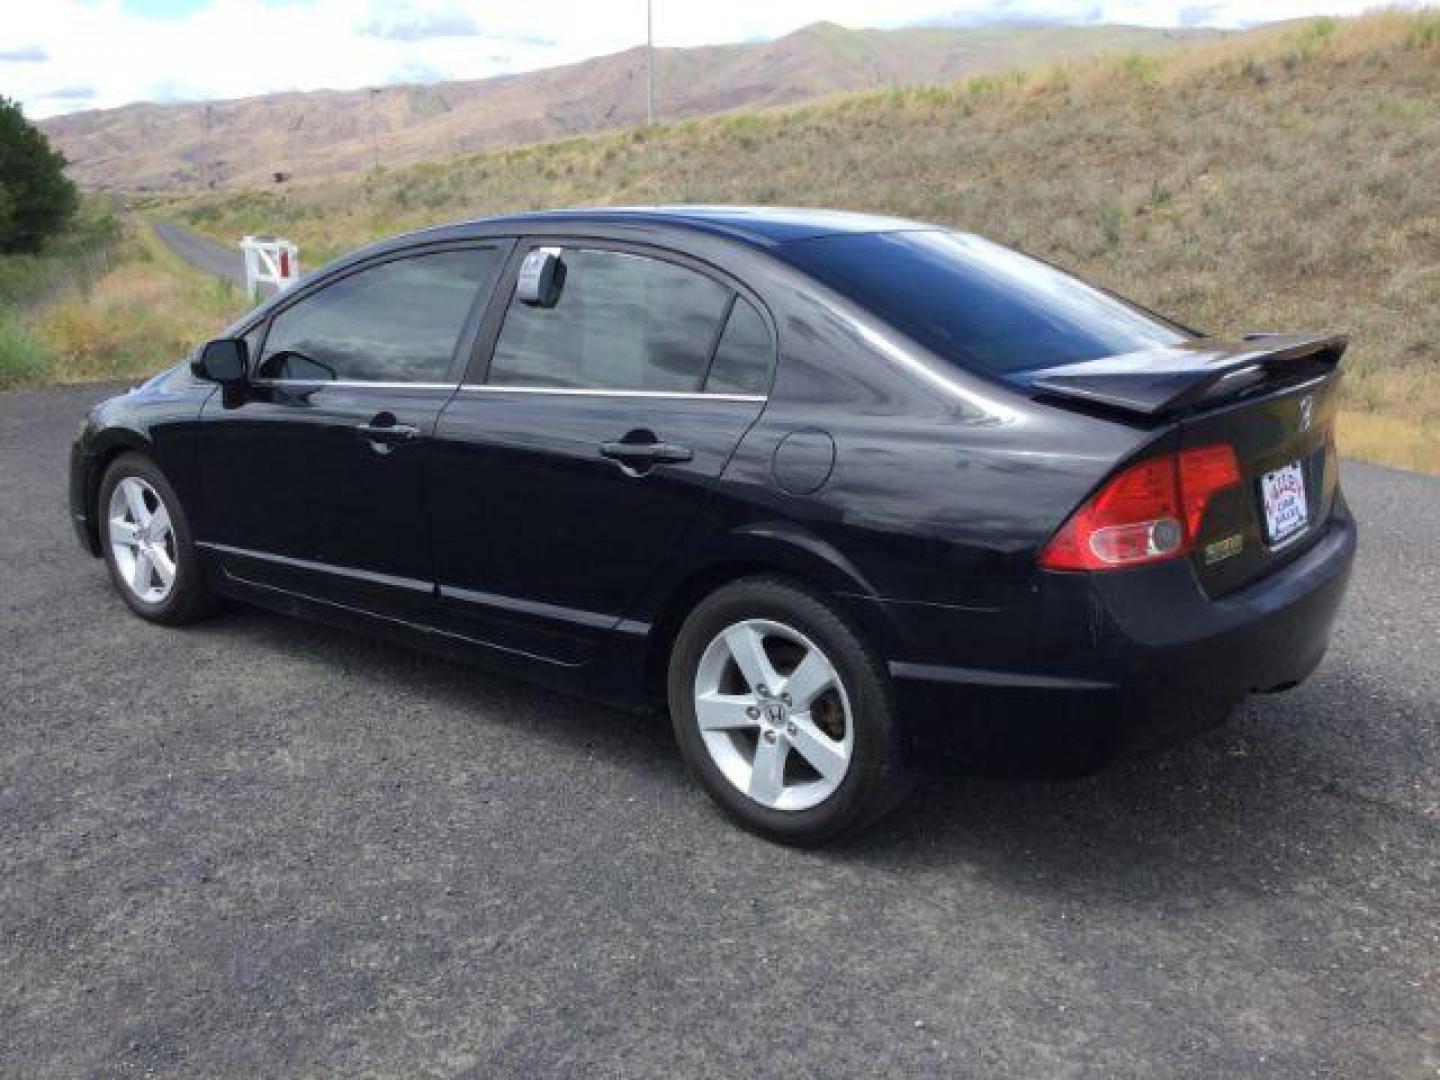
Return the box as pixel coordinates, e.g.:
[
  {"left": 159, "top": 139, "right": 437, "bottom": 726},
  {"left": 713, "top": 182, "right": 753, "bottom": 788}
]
[
  {"left": 516, "top": 248, "right": 566, "bottom": 308},
  {"left": 192, "top": 338, "right": 249, "bottom": 384}
]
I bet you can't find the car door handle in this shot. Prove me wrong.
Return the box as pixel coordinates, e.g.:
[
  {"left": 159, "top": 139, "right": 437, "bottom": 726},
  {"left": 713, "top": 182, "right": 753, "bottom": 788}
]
[
  {"left": 356, "top": 417, "right": 419, "bottom": 455},
  {"left": 600, "top": 441, "right": 693, "bottom": 466},
  {"left": 356, "top": 421, "right": 419, "bottom": 442}
]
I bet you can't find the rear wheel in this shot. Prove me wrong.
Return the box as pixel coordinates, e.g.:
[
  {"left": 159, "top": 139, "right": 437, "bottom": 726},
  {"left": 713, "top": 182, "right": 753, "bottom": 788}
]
[
  {"left": 668, "top": 576, "right": 911, "bottom": 844},
  {"left": 99, "top": 453, "right": 215, "bottom": 625}
]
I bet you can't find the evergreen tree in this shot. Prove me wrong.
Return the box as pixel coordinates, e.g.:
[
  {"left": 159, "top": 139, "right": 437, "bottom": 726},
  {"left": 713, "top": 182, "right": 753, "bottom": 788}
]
[{"left": 0, "top": 96, "right": 77, "bottom": 253}]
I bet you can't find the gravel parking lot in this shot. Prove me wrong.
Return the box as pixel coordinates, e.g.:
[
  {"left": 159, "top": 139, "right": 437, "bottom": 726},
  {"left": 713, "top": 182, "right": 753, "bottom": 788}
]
[{"left": 2, "top": 381, "right": 1437, "bottom": 1078}]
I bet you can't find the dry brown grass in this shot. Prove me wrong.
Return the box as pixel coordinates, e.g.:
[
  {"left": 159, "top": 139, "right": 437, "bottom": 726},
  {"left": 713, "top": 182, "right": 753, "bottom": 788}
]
[
  {"left": 160, "top": 11, "right": 1440, "bottom": 471},
  {"left": 16, "top": 223, "right": 245, "bottom": 386}
]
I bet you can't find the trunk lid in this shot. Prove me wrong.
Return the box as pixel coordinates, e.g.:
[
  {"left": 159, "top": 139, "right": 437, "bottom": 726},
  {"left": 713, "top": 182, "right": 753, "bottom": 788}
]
[
  {"left": 1030, "top": 332, "right": 1347, "bottom": 596},
  {"left": 1179, "top": 367, "right": 1342, "bottom": 595}
]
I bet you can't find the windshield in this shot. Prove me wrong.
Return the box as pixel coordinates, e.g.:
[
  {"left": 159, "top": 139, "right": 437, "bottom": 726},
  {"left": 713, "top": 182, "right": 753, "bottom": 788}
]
[{"left": 778, "top": 230, "right": 1190, "bottom": 376}]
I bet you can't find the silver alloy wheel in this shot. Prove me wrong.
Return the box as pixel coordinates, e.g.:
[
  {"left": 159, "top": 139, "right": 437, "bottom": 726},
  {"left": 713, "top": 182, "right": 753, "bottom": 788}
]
[
  {"left": 107, "top": 476, "right": 178, "bottom": 605},
  {"left": 693, "top": 618, "right": 854, "bottom": 811}
]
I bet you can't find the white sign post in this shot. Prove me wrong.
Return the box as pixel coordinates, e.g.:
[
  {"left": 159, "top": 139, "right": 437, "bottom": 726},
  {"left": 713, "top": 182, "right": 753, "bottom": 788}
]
[{"left": 240, "top": 235, "right": 300, "bottom": 300}]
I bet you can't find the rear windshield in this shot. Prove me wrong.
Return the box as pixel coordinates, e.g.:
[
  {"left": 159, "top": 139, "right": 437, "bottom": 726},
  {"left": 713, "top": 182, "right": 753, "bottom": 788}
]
[{"left": 779, "top": 230, "right": 1189, "bottom": 376}]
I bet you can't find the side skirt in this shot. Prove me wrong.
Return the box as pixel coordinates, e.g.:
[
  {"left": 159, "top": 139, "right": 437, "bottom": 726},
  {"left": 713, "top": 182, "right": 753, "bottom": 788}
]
[{"left": 204, "top": 558, "right": 654, "bottom": 711}]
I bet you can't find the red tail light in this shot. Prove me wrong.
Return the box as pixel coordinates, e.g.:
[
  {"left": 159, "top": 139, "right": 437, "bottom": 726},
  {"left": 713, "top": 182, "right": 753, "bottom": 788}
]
[{"left": 1039, "top": 444, "right": 1241, "bottom": 571}]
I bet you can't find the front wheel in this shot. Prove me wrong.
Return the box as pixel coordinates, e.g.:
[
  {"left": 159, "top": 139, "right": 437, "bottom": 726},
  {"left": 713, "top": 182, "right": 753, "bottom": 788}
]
[
  {"left": 98, "top": 452, "right": 216, "bottom": 625},
  {"left": 667, "top": 576, "right": 912, "bottom": 844}
]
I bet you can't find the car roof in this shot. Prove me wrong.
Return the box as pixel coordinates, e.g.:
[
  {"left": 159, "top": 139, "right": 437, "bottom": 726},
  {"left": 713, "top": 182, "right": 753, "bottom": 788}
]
[{"left": 415, "top": 206, "right": 931, "bottom": 249}]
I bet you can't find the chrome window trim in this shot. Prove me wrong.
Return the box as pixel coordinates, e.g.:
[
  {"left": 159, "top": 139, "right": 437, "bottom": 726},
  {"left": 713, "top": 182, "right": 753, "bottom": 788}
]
[
  {"left": 240, "top": 379, "right": 763, "bottom": 400},
  {"left": 246, "top": 379, "right": 459, "bottom": 391},
  {"left": 457, "top": 385, "right": 765, "bottom": 403}
]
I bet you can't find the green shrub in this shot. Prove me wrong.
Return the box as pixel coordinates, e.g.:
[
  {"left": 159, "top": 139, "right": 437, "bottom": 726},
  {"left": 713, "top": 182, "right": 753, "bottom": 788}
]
[
  {"left": 1097, "top": 198, "right": 1126, "bottom": 251},
  {"left": 1118, "top": 52, "right": 1163, "bottom": 83},
  {"left": 1406, "top": 15, "right": 1440, "bottom": 49},
  {"left": 0, "top": 96, "right": 77, "bottom": 253},
  {"left": 0, "top": 313, "right": 52, "bottom": 388},
  {"left": 1301, "top": 17, "right": 1339, "bottom": 45},
  {"left": 1241, "top": 58, "right": 1270, "bottom": 85}
]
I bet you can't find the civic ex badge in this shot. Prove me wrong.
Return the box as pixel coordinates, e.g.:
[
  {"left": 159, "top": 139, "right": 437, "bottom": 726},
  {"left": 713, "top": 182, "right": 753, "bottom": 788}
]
[
  {"left": 1204, "top": 533, "right": 1244, "bottom": 564},
  {"left": 1298, "top": 394, "right": 1315, "bottom": 432}
]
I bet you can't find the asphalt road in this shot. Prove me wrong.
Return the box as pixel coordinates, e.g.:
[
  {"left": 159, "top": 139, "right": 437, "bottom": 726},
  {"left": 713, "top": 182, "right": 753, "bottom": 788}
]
[
  {"left": 2, "top": 381, "right": 1437, "bottom": 1078},
  {"left": 153, "top": 220, "right": 246, "bottom": 288}
]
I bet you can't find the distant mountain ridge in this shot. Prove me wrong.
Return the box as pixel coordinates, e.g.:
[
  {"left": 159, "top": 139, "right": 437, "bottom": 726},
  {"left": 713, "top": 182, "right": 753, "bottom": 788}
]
[{"left": 39, "top": 21, "right": 1223, "bottom": 192}]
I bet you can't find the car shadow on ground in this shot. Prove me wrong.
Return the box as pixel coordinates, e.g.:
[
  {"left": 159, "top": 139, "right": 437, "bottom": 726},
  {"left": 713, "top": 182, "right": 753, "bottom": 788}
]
[{"left": 185, "top": 600, "right": 1376, "bottom": 904}]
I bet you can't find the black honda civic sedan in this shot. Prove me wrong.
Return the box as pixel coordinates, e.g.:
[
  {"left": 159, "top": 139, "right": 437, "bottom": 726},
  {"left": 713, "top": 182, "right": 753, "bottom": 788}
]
[{"left": 70, "top": 207, "right": 1356, "bottom": 842}]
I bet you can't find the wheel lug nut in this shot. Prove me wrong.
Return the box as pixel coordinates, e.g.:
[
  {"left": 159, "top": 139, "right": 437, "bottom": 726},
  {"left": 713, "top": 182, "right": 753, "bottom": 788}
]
[
  {"left": 762, "top": 730, "right": 778, "bottom": 744},
  {"left": 746, "top": 706, "right": 760, "bottom": 719},
  {"left": 781, "top": 694, "right": 792, "bottom": 705},
  {"left": 757, "top": 684, "right": 769, "bottom": 697},
  {"left": 786, "top": 722, "right": 797, "bottom": 736}
]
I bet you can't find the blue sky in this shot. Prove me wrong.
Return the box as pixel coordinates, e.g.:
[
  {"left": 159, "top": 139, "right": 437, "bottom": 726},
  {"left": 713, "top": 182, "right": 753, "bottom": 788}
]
[{"left": 4, "top": 0, "right": 1430, "bottom": 118}]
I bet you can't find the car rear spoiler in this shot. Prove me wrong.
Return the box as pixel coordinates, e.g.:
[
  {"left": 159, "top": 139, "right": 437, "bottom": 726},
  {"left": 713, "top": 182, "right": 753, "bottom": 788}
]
[{"left": 1027, "top": 332, "right": 1348, "bottom": 418}]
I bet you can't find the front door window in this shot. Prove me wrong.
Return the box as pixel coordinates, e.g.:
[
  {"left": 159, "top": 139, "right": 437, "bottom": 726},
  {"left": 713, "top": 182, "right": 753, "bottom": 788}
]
[{"left": 256, "top": 247, "right": 504, "bottom": 383}]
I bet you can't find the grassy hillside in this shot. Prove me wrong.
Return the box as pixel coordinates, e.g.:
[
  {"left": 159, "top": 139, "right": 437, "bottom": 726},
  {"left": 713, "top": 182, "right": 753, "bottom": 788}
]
[
  {"left": 41, "top": 22, "right": 1216, "bottom": 191},
  {"left": 156, "top": 13, "right": 1440, "bottom": 471}
]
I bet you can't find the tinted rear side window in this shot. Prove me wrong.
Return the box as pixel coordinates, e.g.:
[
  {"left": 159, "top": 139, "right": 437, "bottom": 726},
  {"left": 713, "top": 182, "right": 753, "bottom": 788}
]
[
  {"left": 488, "top": 248, "right": 731, "bottom": 392},
  {"left": 779, "top": 230, "right": 1188, "bottom": 376},
  {"left": 704, "top": 296, "right": 773, "bottom": 396}
]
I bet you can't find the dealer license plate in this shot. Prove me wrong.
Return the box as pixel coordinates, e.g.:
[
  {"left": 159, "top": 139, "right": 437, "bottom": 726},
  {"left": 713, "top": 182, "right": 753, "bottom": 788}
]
[{"left": 1260, "top": 462, "right": 1308, "bottom": 545}]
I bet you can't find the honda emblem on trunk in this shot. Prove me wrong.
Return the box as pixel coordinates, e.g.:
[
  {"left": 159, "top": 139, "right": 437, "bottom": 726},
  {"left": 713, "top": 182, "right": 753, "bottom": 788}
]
[{"left": 1298, "top": 395, "right": 1315, "bottom": 432}]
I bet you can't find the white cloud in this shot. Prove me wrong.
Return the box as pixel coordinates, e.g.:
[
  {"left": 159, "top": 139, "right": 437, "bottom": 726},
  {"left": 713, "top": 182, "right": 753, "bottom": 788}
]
[{"left": 2, "top": 0, "right": 1430, "bottom": 119}]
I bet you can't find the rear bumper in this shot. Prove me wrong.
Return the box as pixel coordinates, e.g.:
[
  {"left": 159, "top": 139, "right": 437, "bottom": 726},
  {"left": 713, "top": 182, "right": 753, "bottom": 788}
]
[
  {"left": 1066, "top": 493, "right": 1355, "bottom": 695},
  {"left": 869, "top": 493, "right": 1356, "bottom": 746}
]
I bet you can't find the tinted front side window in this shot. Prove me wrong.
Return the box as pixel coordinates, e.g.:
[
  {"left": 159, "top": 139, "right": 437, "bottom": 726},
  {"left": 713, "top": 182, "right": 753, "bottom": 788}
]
[
  {"left": 705, "top": 296, "right": 773, "bottom": 396},
  {"left": 779, "top": 230, "right": 1188, "bottom": 376},
  {"left": 488, "top": 248, "right": 731, "bottom": 391},
  {"left": 257, "top": 247, "right": 502, "bottom": 383}
]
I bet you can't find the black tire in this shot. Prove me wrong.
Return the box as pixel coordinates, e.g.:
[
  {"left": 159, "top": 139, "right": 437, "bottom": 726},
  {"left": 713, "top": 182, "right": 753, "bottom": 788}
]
[
  {"left": 667, "top": 575, "right": 912, "bottom": 845},
  {"left": 98, "top": 452, "right": 217, "bottom": 626}
]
